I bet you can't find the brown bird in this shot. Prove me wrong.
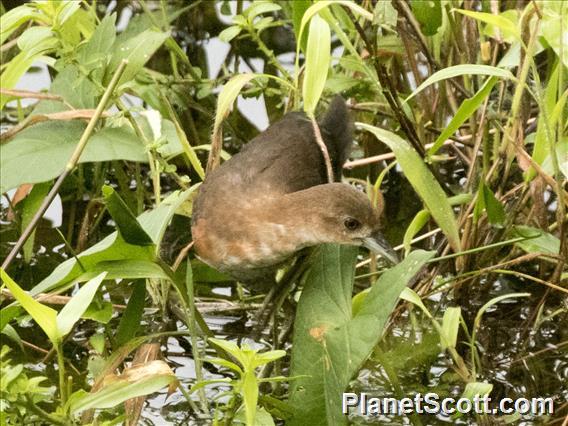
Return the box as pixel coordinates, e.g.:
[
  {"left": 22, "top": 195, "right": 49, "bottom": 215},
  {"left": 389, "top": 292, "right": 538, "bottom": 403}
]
[{"left": 191, "top": 97, "right": 397, "bottom": 282}]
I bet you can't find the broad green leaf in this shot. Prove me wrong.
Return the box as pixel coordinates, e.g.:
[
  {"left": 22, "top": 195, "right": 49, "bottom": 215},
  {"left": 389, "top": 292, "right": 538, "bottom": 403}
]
[
  {"left": 56, "top": 272, "right": 107, "bottom": 337},
  {"left": 462, "top": 381, "right": 493, "bottom": 400},
  {"left": 213, "top": 73, "right": 258, "bottom": 137},
  {"left": 527, "top": 63, "right": 560, "bottom": 181},
  {"left": 288, "top": 245, "right": 434, "bottom": 425},
  {"left": 400, "top": 287, "right": 432, "bottom": 318},
  {"left": 69, "top": 360, "right": 176, "bottom": 414},
  {"left": 358, "top": 123, "right": 462, "bottom": 252},
  {"left": 115, "top": 280, "right": 146, "bottom": 347},
  {"left": 102, "top": 185, "right": 154, "bottom": 246},
  {"left": 20, "top": 182, "right": 51, "bottom": 262},
  {"left": 0, "top": 4, "right": 39, "bottom": 45},
  {"left": 295, "top": 0, "right": 372, "bottom": 83},
  {"left": 209, "top": 338, "right": 244, "bottom": 365},
  {"left": 76, "top": 260, "right": 169, "bottom": 283},
  {"left": 31, "top": 188, "right": 194, "bottom": 295},
  {"left": 77, "top": 14, "right": 117, "bottom": 73},
  {"left": 411, "top": 0, "right": 442, "bottom": 36},
  {"left": 218, "top": 25, "right": 241, "bottom": 43},
  {"left": 541, "top": 2, "right": 568, "bottom": 68},
  {"left": 253, "top": 350, "right": 286, "bottom": 367},
  {"left": 0, "top": 121, "right": 148, "bottom": 193},
  {"left": 17, "top": 26, "right": 54, "bottom": 52},
  {"left": 291, "top": 0, "right": 311, "bottom": 52},
  {"left": 0, "top": 51, "right": 39, "bottom": 108},
  {"left": 441, "top": 307, "right": 461, "bottom": 350},
  {"left": 481, "top": 9, "right": 519, "bottom": 44},
  {"left": 481, "top": 184, "right": 505, "bottom": 227},
  {"left": 107, "top": 28, "right": 170, "bottom": 86},
  {"left": 0, "top": 269, "right": 59, "bottom": 344},
  {"left": 542, "top": 138, "right": 568, "bottom": 180},
  {"left": 0, "top": 305, "right": 22, "bottom": 332},
  {"left": 374, "top": 0, "right": 398, "bottom": 27},
  {"left": 455, "top": 9, "right": 520, "bottom": 42},
  {"left": 245, "top": 2, "right": 281, "bottom": 20},
  {"left": 83, "top": 300, "right": 113, "bottom": 324},
  {"left": 405, "top": 65, "right": 515, "bottom": 103},
  {"left": 205, "top": 357, "right": 242, "bottom": 374},
  {"left": 302, "top": 14, "right": 330, "bottom": 116},
  {"left": 511, "top": 226, "right": 560, "bottom": 255},
  {"left": 137, "top": 186, "right": 199, "bottom": 244},
  {"left": 428, "top": 77, "right": 498, "bottom": 156},
  {"left": 235, "top": 407, "right": 275, "bottom": 426}
]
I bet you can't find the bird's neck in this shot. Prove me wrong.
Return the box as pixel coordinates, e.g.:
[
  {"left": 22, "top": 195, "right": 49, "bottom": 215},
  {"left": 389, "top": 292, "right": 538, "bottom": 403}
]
[{"left": 261, "top": 186, "right": 335, "bottom": 248}]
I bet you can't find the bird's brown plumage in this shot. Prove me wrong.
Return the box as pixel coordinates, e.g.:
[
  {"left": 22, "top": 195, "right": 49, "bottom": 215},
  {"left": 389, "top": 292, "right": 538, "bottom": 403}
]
[{"left": 192, "top": 97, "right": 395, "bottom": 280}]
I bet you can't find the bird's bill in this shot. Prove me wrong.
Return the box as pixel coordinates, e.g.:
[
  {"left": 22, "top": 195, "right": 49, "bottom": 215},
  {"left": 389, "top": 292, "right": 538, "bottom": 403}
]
[{"left": 362, "top": 232, "right": 399, "bottom": 264}]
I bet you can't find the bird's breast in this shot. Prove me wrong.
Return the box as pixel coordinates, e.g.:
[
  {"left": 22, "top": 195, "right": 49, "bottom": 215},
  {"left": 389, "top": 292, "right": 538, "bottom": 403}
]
[{"left": 192, "top": 214, "right": 301, "bottom": 278}]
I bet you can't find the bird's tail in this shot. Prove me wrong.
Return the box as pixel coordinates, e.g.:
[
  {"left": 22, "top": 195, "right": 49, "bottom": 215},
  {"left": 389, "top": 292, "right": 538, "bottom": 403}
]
[{"left": 319, "top": 96, "right": 353, "bottom": 181}]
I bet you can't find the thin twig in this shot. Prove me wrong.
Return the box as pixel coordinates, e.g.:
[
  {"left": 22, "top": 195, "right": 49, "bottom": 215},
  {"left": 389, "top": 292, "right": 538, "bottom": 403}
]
[
  {"left": 1, "top": 60, "right": 129, "bottom": 272},
  {"left": 310, "top": 117, "right": 334, "bottom": 183}
]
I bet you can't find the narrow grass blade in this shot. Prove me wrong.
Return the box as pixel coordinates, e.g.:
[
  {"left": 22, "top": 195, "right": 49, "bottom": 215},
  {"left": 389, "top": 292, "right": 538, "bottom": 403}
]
[{"left": 358, "top": 123, "right": 462, "bottom": 252}]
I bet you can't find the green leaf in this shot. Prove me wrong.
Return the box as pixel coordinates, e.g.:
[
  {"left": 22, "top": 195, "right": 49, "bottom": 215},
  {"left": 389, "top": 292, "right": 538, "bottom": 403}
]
[
  {"left": 20, "top": 182, "right": 51, "bottom": 262},
  {"left": 77, "top": 13, "right": 117, "bottom": 73},
  {"left": 107, "top": 28, "right": 170, "bottom": 86},
  {"left": 213, "top": 73, "right": 258, "bottom": 137},
  {"left": 400, "top": 287, "right": 432, "bottom": 318},
  {"left": 0, "top": 269, "right": 60, "bottom": 345},
  {"left": 374, "top": 1, "right": 398, "bottom": 27},
  {"left": 218, "top": 25, "right": 241, "bottom": 43},
  {"left": 440, "top": 307, "right": 461, "bottom": 350},
  {"left": 291, "top": 0, "right": 311, "bottom": 52},
  {"left": 541, "top": 2, "right": 568, "bottom": 68},
  {"left": 428, "top": 77, "right": 498, "bottom": 156},
  {"left": 245, "top": 2, "right": 281, "bottom": 20},
  {"left": 31, "top": 188, "right": 195, "bottom": 295},
  {"left": 358, "top": 123, "right": 462, "bottom": 252},
  {"left": 17, "top": 26, "right": 54, "bottom": 52},
  {"left": 302, "top": 14, "right": 331, "bottom": 116},
  {"left": 0, "top": 121, "right": 148, "bottom": 193},
  {"left": 455, "top": 9, "right": 520, "bottom": 42},
  {"left": 481, "top": 184, "right": 505, "bottom": 227},
  {"left": 115, "top": 280, "right": 146, "bottom": 347},
  {"left": 56, "top": 272, "right": 107, "bottom": 337},
  {"left": 102, "top": 185, "right": 154, "bottom": 246},
  {"left": 0, "top": 4, "right": 38, "bottom": 45},
  {"left": 288, "top": 246, "right": 434, "bottom": 425},
  {"left": 411, "top": 0, "right": 442, "bottom": 36},
  {"left": 462, "top": 381, "right": 493, "bottom": 400},
  {"left": 69, "top": 360, "right": 176, "bottom": 414},
  {"left": 527, "top": 62, "right": 560, "bottom": 181},
  {"left": 83, "top": 300, "right": 113, "bottom": 324},
  {"left": 403, "top": 209, "right": 431, "bottom": 254},
  {"left": 511, "top": 226, "right": 561, "bottom": 255},
  {"left": 78, "top": 260, "right": 170, "bottom": 282},
  {"left": 0, "top": 51, "right": 39, "bottom": 108},
  {"left": 405, "top": 64, "right": 515, "bottom": 103}
]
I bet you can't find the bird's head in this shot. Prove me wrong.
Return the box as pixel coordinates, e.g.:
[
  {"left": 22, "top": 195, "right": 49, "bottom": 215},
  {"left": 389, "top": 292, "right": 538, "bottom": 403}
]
[{"left": 285, "top": 183, "right": 399, "bottom": 264}]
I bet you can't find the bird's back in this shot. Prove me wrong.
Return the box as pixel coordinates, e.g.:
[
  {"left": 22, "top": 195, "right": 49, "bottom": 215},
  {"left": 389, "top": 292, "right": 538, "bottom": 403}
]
[{"left": 191, "top": 97, "right": 353, "bottom": 280}]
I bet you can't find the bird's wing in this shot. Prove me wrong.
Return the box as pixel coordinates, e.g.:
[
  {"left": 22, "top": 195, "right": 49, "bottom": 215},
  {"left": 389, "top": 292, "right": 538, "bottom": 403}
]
[{"left": 228, "top": 97, "right": 353, "bottom": 195}]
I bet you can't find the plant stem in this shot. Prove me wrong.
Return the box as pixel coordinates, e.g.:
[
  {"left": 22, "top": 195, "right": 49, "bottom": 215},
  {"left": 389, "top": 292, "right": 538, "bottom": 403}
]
[
  {"left": 56, "top": 344, "right": 67, "bottom": 404},
  {"left": 249, "top": 28, "right": 291, "bottom": 80},
  {"left": 1, "top": 59, "right": 129, "bottom": 272}
]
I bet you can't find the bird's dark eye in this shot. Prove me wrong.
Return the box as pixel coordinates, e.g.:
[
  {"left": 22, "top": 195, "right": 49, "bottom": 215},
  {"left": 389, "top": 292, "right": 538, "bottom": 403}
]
[{"left": 344, "top": 217, "right": 361, "bottom": 231}]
